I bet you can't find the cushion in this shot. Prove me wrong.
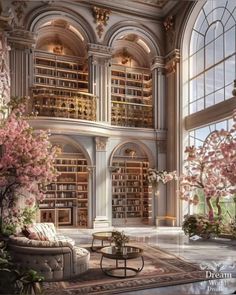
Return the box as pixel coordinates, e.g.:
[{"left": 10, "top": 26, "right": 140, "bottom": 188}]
[{"left": 22, "top": 223, "right": 56, "bottom": 241}]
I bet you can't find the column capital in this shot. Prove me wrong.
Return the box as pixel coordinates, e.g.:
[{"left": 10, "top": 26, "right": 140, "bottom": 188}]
[
  {"left": 8, "top": 29, "right": 36, "bottom": 50},
  {"left": 151, "top": 56, "right": 165, "bottom": 71},
  {"left": 95, "top": 136, "right": 109, "bottom": 151}
]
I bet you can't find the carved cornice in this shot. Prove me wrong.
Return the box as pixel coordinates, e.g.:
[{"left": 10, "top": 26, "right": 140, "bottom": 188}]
[
  {"left": 8, "top": 29, "right": 36, "bottom": 49},
  {"left": 95, "top": 136, "right": 108, "bottom": 151},
  {"left": 88, "top": 43, "right": 113, "bottom": 58},
  {"left": 92, "top": 6, "right": 111, "bottom": 39}
]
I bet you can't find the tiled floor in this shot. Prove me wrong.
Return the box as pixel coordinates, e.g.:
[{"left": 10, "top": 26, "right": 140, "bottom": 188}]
[{"left": 58, "top": 227, "right": 236, "bottom": 295}]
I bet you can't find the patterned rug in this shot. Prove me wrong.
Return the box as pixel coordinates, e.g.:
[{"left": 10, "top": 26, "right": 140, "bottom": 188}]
[{"left": 43, "top": 243, "right": 206, "bottom": 295}]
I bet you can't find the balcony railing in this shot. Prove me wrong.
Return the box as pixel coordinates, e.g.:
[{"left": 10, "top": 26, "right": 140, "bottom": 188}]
[{"left": 30, "top": 88, "right": 96, "bottom": 121}]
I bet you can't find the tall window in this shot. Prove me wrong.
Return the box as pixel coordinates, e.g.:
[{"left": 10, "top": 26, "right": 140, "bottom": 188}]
[
  {"left": 182, "top": 1, "right": 236, "bottom": 220},
  {"left": 183, "top": 1, "right": 236, "bottom": 115}
]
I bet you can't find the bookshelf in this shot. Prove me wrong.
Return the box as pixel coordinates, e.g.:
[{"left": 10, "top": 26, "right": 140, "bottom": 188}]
[
  {"left": 31, "top": 50, "right": 97, "bottom": 121},
  {"left": 111, "top": 158, "right": 152, "bottom": 226},
  {"left": 111, "top": 64, "right": 153, "bottom": 128},
  {"left": 34, "top": 50, "right": 88, "bottom": 92},
  {"left": 39, "top": 153, "right": 89, "bottom": 228}
]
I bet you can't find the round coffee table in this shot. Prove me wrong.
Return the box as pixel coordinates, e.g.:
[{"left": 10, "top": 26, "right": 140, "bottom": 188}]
[
  {"left": 100, "top": 245, "right": 144, "bottom": 278},
  {"left": 91, "top": 231, "right": 113, "bottom": 252}
]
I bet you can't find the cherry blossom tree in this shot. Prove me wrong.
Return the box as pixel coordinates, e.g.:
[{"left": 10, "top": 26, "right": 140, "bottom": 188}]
[
  {"left": 179, "top": 111, "right": 236, "bottom": 220},
  {"left": 0, "top": 97, "right": 59, "bottom": 232},
  {"left": 148, "top": 169, "right": 177, "bottom": 199}
]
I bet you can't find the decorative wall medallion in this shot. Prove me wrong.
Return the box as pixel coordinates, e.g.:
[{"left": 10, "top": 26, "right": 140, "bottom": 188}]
[
  {"left": 95, "top": 137, "right": 108, "bottom": 151},
  {"left": 12, "top": 1, "right": 27, "bottom": 21},
  {"left": 92, "top": 6, "right": 111, "bottom": 38},
  {"left": 125, "top": 148, "right": 137, "bottom": 158},
  {"left": 163, "top": 15, "right": 175, "bottom": 46},
  {"left": 112, "top": 48, "right": 132, "bottom": 65}
]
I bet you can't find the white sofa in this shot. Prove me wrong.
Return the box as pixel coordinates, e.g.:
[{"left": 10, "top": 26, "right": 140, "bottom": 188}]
[{"left": 8, "top": 223, "right": 90, "bottom": 281}]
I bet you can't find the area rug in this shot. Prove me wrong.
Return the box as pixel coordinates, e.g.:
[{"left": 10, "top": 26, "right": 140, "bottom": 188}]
[{"left": 43, "top": 243, "right": 207, "bottom": 295}]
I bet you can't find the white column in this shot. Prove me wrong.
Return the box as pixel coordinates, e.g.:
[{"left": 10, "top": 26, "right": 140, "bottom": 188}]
[
  {"left": 165, "top": 49, "right": 181, "bottom": 226},
  {"left": 8, "top": 29, "right": 35, "bottom": 97},
  {"left": 93, "top": 136, "right": 110, "bottom": 228},
  {"left": 151, "top": 56, "right": 166, "bottom": 130},
  {"left": 151, "top": 57, "right": 167, "bottom": 223},
  {"left": 88, "top": 44, "right": 112, "bottom": 123}
]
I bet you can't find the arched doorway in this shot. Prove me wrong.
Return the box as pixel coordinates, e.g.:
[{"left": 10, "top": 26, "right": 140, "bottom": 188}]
[
  {"left": 110, "top": 142, "right": 152, "bottom": 226},
  {"left": 39, "top": 139, "right": 91, "bottom": 228}
]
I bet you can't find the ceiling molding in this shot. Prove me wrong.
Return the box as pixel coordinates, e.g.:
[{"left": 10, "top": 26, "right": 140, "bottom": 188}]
[{"left": 79, "top": 0, "right": 177, "bottom": 20}]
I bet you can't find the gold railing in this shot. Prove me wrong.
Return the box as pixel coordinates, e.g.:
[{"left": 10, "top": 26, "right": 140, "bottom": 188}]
[
  {"left": 30, "top": 88, "right": 96, "bottom": 121},
  {"left": 111, "top": 101, "right": 153, "bottom": 128}
]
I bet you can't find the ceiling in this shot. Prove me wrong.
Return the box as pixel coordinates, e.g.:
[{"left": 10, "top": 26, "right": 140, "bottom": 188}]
[{"left": 80, "top": 0, "right": 178, "bottom": 19}]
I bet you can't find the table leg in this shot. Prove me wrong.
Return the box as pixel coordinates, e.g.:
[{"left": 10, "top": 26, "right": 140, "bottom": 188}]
[
  {"left": 137, "top": 256, "right": 144, "bottom": 272},
  {"left": 124, "top": 259, "right": 127, "bottom": 277},
  {"left": 91, "top": 238, "right": 95, "bottom": 251},
  {"left": 100, "top": 255, "right": 106, "bottom": 274}
]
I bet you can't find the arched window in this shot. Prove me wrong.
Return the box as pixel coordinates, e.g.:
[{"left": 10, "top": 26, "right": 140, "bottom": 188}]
[
  {"left": 184, "top": 1, "right": 236, "bottom": 115},
  {"left": 182, "top": 1, "right": 236, "bottom": 219}
]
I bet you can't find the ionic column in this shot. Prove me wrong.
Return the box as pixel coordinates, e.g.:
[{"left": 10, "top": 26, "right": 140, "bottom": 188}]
[
  {"left": 165, "top": 49, "right": 181, "bottom": 226},
  {"left": 151, "top": 56, "right": 166, "bottom": 130},
  {"left": 93, "top": 136, "right": 110, "bottom": 228},
  {"left": 88, "top": 44, "right": 112, "bottom": 123},
  {"left": 8, "top": 29, "right": 35, "bottom": 97},
  {"left": 151, "top": 57, "right": 167, "bottom": 223}
]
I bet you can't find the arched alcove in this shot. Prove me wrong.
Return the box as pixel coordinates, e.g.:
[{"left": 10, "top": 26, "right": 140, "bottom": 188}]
[
  {"left": 110, "top": 141, "right": 152, "bottom": 226},
  {"left": 108, "top": 31, "right": 154, "bottom": 128},
  {"left": 26, "top": 7, "right": 95, "bottom": 44},
  {"left": 105, "top": 22, "right": 160, "bottom": 58},
  {"left": 39, "top": 136, "right": 92, "bottom": 228}
]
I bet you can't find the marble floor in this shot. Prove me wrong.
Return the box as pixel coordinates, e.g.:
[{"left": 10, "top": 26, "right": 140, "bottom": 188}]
[{"left": 58, "top": 227, "right": 236, "bottom": 295}]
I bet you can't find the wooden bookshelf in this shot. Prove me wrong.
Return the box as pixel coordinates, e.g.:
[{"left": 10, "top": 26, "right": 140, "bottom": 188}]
[
  {"left": 111, "top": 64, "right": 153, "bottom": 128},
  {"left": 39, "top": 153, "right": 89, "bottom": 228},
  {"left": 34, "top": 50, "right": 88, "bottom": 92},
  {"left": 31, "top": 50, "right": 97, "bottom": 121},
  {"left": 111, "top": 159, "right": 152, "bottom": 226}
]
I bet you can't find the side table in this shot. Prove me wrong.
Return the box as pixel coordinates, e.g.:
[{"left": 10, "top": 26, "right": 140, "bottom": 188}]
[
  {"left": 100, "top": 245, "right": 144, "bottom": 278},
  {"left": 91, "top": 231, "right": 113, "bottom": 251}
]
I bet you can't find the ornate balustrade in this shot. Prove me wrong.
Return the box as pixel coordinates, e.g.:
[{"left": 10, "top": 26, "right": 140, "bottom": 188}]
[{"left": 30, "top": 88, "right": 96, "bottom": 121}]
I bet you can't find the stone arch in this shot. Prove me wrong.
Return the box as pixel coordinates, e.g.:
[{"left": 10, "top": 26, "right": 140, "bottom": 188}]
[
  {"left": 178, "top": 1, "right": 202, "bottom": 61},
  {"left": 109, "top": 140, "right": 155, "bottom": 168},
  {"left": 49, "top": 135, "right": 93, "bottom": 166},
  {"left": 104, "top": 21, "right": 161, "bottom": 58},
  {"left": 24, "top": 6, "right": 96, "bottom": 44}
]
